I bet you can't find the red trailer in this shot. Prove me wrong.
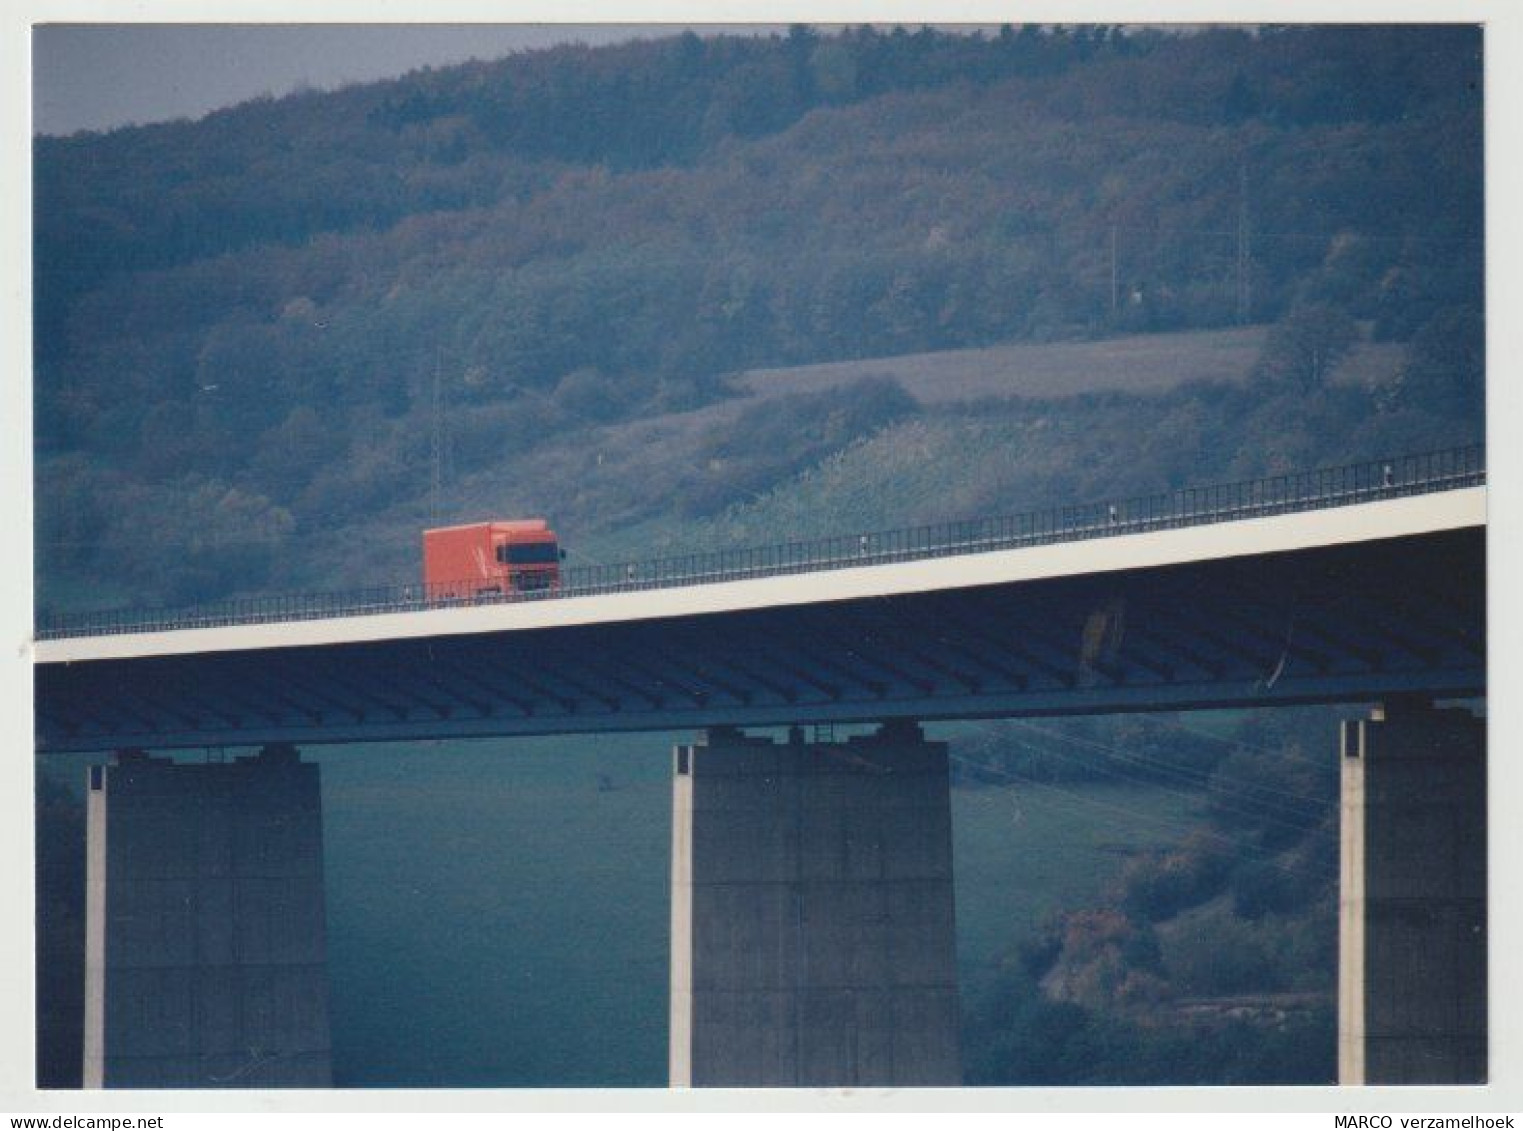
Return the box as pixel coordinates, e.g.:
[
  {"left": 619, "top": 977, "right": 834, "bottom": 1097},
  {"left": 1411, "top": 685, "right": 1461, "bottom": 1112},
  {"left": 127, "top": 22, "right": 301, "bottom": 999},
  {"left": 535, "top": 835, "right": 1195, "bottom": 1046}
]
[{"left": 422, "top": 519, "right": 563, "bottom": 600}]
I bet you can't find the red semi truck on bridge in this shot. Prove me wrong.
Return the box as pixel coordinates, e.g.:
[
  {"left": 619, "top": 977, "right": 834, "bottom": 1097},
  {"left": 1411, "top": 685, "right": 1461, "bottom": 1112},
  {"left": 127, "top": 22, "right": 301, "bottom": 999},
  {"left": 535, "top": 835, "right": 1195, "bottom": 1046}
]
[{"left": 422, "top": 519, "right": 564, "bottom": 600}]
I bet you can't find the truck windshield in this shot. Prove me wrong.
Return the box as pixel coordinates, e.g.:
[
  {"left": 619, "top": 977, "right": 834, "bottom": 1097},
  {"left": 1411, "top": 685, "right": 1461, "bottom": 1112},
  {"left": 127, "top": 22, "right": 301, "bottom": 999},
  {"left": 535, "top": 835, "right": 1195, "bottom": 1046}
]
[{"left": 502, "top": 542, "right": 560, "bottom": 565}]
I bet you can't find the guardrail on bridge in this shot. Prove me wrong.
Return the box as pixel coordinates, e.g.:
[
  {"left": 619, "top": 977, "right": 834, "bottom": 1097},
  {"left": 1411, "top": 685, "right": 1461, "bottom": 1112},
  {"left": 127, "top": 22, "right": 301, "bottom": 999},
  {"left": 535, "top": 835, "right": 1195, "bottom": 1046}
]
[{"left": 35, "top": 445, "right": 1485, "bottom": 641}]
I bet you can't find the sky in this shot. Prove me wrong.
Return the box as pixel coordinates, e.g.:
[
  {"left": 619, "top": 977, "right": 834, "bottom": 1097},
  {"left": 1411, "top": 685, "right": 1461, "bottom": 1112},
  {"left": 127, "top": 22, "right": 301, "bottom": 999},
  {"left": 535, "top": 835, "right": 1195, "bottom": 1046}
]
[
  {"left": 32, "top": 24, "right": 755, "bottom": 136},
  {"left": 25, "top": 6, "right": 1502, "bottom": 139}
]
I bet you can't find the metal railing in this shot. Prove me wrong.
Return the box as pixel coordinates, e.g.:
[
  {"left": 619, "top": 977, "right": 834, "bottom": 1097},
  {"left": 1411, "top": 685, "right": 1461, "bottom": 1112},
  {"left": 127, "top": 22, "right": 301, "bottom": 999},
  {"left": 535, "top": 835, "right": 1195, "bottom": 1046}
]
[{"left": 35, "top": 445, "right": 1485, "bottom": 641}]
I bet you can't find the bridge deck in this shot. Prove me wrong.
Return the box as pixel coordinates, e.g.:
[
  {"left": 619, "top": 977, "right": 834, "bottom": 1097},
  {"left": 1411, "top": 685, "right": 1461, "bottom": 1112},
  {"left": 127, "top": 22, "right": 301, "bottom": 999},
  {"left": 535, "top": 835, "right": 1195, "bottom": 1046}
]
[{"left": 34, "top": 483, "right": 1485, "bottom": 753}]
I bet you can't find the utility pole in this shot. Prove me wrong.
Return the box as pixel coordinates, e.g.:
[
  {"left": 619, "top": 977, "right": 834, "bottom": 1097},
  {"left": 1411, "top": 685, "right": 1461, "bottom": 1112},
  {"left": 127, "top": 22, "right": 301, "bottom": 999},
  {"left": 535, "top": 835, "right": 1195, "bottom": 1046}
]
[
  {"left": 1236, "top": 161, "right": 1252, "bottom": 324},
  {"left": 1109, "top": 223, "right": 1119, "bottom": 319},
  {"left": 429, "top": 350, "right": 444, "bottom": 526}
]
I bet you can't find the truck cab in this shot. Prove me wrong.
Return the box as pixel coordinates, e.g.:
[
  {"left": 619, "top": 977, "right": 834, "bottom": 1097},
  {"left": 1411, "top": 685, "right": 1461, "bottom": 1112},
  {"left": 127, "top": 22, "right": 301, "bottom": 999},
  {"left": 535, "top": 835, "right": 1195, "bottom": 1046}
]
[{"left": 422, "top": 519, "right": 563, "bottom": 601}]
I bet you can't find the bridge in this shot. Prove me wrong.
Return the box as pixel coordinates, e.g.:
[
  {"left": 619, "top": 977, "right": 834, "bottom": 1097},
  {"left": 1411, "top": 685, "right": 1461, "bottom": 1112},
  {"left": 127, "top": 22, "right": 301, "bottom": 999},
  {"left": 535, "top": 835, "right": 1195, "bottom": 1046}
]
[{"left": 34, "top": 448, "right": 1487, "bottom": 1089}]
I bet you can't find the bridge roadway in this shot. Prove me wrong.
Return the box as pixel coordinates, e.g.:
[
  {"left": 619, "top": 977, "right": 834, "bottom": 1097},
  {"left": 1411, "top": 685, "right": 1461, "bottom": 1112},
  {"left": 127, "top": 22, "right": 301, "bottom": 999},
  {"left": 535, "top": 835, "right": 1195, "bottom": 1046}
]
[{"left": 35, "top": 482, "right": 1485, "bottom": 754}]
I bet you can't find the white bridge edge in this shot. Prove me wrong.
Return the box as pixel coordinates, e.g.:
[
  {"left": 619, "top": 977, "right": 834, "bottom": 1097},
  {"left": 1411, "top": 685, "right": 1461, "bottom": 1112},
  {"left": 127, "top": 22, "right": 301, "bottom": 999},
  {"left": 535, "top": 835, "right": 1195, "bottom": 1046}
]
[{"left": 35, "top": 486, "right": 1486, "bottom": 664}]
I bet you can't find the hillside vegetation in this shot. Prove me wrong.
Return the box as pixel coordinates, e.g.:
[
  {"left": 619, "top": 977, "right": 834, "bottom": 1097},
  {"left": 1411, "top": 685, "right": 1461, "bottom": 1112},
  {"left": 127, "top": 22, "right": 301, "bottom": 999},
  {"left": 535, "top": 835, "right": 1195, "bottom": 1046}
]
[{"left": 35, "top": 24, "right": 1482, "bottom": 612}]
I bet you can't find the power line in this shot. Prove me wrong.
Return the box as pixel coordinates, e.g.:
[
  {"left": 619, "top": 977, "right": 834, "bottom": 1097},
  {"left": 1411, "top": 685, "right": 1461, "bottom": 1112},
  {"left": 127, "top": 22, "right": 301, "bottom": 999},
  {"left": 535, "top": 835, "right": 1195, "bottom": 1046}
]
[
  {"left": 1011, "top": 719, "right": 1334, "bottom": 813},
  {"left": 430, "top": 348, "right": 445, "bottom": 526},
  {"left": 1154, "top": 715, "right": 1338, "bottom": 770},
  {"left": 952, "top": 753, "right": 1334, "bottom": 882},
  {"left": 996, "top": 729, "right": 1331, "bottom": 838}
]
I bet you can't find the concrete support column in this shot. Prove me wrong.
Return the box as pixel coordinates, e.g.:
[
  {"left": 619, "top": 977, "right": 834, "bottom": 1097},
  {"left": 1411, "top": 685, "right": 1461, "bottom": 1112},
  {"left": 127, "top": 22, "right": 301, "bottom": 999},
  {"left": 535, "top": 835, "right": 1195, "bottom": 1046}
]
[
  {"left": 670, "top": 721, "right": 961, "bottom": 1087},
  {"left": 1339, "top": 700, "right": 1486, "bottom": 1084},
  {"left": 83, "top": 745, "right": 332, "bottom": 1088}
]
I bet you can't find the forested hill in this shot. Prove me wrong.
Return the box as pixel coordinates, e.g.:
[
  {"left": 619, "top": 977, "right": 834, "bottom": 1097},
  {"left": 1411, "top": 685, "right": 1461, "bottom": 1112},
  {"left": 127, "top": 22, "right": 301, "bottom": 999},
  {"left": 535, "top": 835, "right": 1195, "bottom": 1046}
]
[{"left": 34, "top": 25, "right": 1484, "bottom": 612}]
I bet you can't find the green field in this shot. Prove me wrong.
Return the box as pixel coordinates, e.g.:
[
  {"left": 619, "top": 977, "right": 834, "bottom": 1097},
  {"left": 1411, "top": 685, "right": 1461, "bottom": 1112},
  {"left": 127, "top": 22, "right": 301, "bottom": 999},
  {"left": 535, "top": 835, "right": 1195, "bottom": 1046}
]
[{"left": 316, "top": 733, "right": 673, "bottom": 1087}]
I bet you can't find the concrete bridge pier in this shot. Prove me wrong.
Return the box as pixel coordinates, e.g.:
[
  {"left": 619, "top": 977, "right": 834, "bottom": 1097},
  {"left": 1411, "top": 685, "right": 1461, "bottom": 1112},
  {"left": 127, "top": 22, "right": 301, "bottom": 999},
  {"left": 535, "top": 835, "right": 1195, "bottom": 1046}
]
[
  {"left": 1339, "top": 699, "right": 1486, "bottom": 1084},
  {"left": 669, "top": 721, "right": 962, "bottom": 1088},
  {"left": 83, "top": 744, "right": 332, "bottom": 1088}
]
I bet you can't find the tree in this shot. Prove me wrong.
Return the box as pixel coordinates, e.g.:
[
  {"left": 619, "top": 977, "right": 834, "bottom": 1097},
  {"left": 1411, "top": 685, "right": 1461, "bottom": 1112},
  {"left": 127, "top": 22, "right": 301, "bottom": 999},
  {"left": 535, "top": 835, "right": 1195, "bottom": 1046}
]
[
  {"left": 1383, "top": 307, "right": 1483, "bottom": 420},
  {"left": 250, "top": 406, "right": 332, "bottom": 502},
  {"left": 1253, "top": 303, "right": 1359, "bottom": 392}
]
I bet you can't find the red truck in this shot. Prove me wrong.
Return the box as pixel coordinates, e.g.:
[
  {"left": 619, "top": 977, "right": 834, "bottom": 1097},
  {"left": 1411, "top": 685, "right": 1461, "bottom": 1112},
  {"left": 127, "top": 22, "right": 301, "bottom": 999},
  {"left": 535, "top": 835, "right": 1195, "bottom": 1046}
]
[{"left": 422, "top": 519, "right": 564, "bottom": 600}]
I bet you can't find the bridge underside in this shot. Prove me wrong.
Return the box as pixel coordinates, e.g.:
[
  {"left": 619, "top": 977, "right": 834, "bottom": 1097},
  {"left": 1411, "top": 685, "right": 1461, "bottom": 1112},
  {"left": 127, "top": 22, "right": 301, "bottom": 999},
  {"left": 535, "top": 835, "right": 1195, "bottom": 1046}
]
[{"left": 36, "top": 529, "right": 1484, "bottom": 753}]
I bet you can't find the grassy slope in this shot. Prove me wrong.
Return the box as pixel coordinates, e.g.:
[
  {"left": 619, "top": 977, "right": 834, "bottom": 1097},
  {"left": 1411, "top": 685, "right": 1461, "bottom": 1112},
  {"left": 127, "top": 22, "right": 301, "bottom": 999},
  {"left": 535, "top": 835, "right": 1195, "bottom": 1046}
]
[
  {"left": 737, "top": 325, "right": 1399, "bottom": 402},
  {"left": 571, "top": 408, "right": 1198, "bottom": 565}
]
